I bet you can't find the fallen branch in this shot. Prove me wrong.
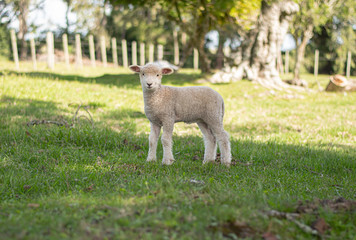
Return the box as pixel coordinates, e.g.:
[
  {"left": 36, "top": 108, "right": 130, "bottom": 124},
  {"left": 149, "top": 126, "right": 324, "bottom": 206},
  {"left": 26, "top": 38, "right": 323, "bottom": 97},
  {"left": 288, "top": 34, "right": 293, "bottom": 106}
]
[
  {"left": 69, "top": 102, "right": 94, "bottom": 127},
  {"left": 27, "top": 119, "right": 70, "bottom": 127},
  {"left": 27, "top": 103, "right": 95, "bottom": 128},
  {"left": 266, "top": 210, "right": 319, "bottom": 236},
  {"left": 70, "top": 103, "right": 82, "bottom": 126}
]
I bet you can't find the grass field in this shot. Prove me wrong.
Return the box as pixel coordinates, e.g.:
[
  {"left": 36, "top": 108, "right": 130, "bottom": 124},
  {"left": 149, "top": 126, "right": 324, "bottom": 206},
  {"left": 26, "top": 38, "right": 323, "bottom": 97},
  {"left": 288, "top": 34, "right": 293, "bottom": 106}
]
[{"left": 1, "top": 60, "right": 355, "bottom": 239}]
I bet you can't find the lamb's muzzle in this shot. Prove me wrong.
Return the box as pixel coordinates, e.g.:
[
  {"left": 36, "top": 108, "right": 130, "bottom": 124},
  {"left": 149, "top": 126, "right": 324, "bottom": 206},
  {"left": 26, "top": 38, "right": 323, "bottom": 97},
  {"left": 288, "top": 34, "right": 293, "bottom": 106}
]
[{"left": 129, "top": 63, "right": 231, "bottom": 166}]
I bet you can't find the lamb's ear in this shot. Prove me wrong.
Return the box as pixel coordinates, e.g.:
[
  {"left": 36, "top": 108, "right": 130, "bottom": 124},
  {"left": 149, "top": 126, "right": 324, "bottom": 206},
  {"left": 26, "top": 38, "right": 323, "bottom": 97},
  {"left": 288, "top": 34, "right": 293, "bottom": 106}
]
[
  {"left": 129, "top": 65, "right": 141, "bottom": 73},
  {"left": 162, "top": 67, "right": 173, "bottom": 75}
]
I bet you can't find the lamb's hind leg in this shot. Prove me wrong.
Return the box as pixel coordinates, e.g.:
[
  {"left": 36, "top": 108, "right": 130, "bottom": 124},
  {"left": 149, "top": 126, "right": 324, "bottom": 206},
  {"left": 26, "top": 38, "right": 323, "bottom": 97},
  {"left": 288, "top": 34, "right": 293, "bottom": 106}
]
[
  {"left": 209, "top": 124, "right": 231, "bottom": 166},
  {"left": 161, "top": 122, "right": 175, "bottom": 165},
  {"left": 197, "top": 122, "right": 217, "bottom": 164},
  {"left": 147, "top": 122, "right": 161, "bottom": 162}
]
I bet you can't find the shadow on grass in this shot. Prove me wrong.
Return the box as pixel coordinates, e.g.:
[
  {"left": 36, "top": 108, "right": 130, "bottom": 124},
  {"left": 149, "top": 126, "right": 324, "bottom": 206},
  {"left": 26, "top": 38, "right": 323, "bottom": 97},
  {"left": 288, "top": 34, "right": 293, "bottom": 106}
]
[
  {"left": 1, "top": 70, "right": 204, "bottom": 88},
  {"left": 0, "top": 95, "right": 146, "bottom": 133},
  {"left": 0, "top": 95, "right": 62, "bottom": 129}
]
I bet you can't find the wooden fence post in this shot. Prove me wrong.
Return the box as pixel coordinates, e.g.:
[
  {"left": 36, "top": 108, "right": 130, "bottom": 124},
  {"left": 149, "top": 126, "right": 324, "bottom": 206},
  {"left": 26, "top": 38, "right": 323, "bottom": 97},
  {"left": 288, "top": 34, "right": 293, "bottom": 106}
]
[
  {"left": 314, "top": 49, "right": 322, "bottom": 90},
  {"left": 173, "top": 30, "right": 179, "bottom": 65},
  {"left": 112, "top": 37, "right": 118, "bottom": 67},
  {"left": 62, "top": 34, "right": 69, "bottom": 69},
  {"left": 193, "top": 48, "right": 199, "bottom": 70},
  {"left": 122, "top": 39, "right": 128, "bottom": 68},
  {"left": 132, "top": 41, "right": 137, "bottom": 65},
  {"left": 47, "top": 32, "right": 54, "bottom": 70},
  {"left": 89, "top": 35, "right": 96, "bottom": 67},
  {"left": 10, "top": 29, "right": 19, "bottom": 70},
  {"left": 285, "top": 51, "right": 289, "bottom": 74},
  {"left": 158, "top": 44, "right": 163, "bottom": 61},
  {"left": 346, "top": 51, "right": 351, "bottom": 79},
  {"left": 100, "top": 36, "right": 107, "bottom": 67},
  {"left": 314, "top": 49, "right": 319, "bottom": 78},
  {"left": 140, "top": 42, "right": 145, "bottom": 66},
  {"left": 30, "top": 36, "right": 37, "bottom": 70},
  {"left": 149, "top": 43, "right": 154, "bottom": 62},
  {"left": 75, "top": 34, "right": 83, "bottom": 68}
]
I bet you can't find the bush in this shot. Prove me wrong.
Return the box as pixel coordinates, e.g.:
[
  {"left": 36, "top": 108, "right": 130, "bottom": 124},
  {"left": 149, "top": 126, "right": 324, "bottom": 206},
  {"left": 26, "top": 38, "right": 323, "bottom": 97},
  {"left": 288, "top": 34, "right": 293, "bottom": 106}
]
[{"left": 0, "top": 24, "right": 10, "bottom": 58}]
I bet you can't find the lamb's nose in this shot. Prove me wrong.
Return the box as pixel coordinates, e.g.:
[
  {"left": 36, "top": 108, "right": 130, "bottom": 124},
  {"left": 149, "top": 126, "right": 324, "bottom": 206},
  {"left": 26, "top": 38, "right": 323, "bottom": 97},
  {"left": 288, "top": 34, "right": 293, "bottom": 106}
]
[{"left": 147, "top": 83, "right": 152, "bottom": 87}]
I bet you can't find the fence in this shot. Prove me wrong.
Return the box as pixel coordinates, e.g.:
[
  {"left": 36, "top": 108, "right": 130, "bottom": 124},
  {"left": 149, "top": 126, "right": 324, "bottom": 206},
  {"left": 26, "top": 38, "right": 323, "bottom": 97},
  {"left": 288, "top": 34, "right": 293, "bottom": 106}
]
[
  {"left": 9, "top": 29, "right": 353, "bottom": 79},
  {"left": 10, "top": 29, "right": 200, "bottom": 71},
  {"left": 280, "top": 49, "right": 353, "bottom": 80}
]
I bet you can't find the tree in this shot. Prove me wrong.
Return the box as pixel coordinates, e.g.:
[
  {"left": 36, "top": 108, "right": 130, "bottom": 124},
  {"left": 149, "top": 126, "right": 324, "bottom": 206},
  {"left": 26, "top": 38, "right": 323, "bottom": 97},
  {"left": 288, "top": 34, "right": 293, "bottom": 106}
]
[
  {"left": 67, "top": 0, "right": 110, "bottom": 60},
  {"left": 329, "top": 0, "right": 356, "bottom": 75},
  {"left": 289, "top": 0, "right": 337, "bottom": 85},
  {"left": 62, "top": 0, "right": 74, "bottom": 34},
  {"left": 0, "top": 0, "right": 11, "bottom": 57},
  {"left": 110, "top": 0, "right": 261, "bottom": 73},
  {"left": 9, "top": 0, "right": 30, "bottom": 59},
  {"left": 107, "top": 4, "right": 170, "bottom": 44},
  {"left": 211, "top": 0, "right": 299, "bottom": 89},
  {"left": 4, "top": 0, "right": 44, "bottom": 59}
]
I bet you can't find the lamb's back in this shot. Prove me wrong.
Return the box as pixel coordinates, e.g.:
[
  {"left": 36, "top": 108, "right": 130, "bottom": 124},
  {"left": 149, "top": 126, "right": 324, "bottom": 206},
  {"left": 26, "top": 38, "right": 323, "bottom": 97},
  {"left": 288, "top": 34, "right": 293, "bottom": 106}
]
[{"left": 170, "top": 86, "right": 224, "bottom": 123}]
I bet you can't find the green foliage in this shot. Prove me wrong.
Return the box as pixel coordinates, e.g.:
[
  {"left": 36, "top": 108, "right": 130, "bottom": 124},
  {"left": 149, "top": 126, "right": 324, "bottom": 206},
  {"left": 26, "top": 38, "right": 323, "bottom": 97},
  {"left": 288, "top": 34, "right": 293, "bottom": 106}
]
[
  {"left": 0, "top": 24, "right": 9, "bottom": 57},
  {"left": 330, "top": 0, "right": 356, "bottom": 74},
  {"left": 291, "top": 0, "right": 332, "bottom": 33},
  {"left": 107, "top": 4, "right": 171, "bottom": 44},
  {"left": 110, "top": 0, "right": 261, "bottom": 72},
  {"left": 0, "top": 60, "right": 355, "bottom": 239},
  {"left": 291, "top": 0, "right": 356, "bottom": 75}
]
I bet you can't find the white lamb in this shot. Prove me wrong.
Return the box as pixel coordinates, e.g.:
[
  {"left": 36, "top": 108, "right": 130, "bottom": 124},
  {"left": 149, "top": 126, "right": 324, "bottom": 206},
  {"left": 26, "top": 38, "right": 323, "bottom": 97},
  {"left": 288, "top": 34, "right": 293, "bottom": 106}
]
[{"left": 129, "top": 63, "right": 231, "bottom": 166}]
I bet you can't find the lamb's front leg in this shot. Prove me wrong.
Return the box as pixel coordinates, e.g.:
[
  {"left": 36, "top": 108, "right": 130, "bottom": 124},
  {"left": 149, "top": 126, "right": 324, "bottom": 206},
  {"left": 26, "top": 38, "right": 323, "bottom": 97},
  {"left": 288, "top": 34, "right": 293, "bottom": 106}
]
[
  {"left": 161, "top": 122, "right": 174, "bottom": 165},
  {"left": 197, "top": 122, "right": 217, "bottom": 164},
  {"left": 147, "top": 122, "right": 161, "bottom": 162}
]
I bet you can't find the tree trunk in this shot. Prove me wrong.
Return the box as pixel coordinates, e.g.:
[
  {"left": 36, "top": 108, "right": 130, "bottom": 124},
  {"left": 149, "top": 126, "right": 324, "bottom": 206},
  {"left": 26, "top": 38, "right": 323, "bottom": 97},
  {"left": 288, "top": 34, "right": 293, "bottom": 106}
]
[
  {"left": 210, "top": 0, "right": 299, "bottom": 89},
  {"left": 292, "top": 24, "right": 313, "bottom": 84},
  {"left": 95, "top": 0, "right": 109, "bottom": 62},
  {"left": 174, "top": 2, "right": 211, "bottom": 73},
  {"left": 178, "top": 27, "right": 209, "bottom": 72},
  {"left": 65, "top": 0, "right": 72, "bottom": 34},
  {"left": 178, "top": 39, "right": 193, "bottom": 68},
  {"left": 198, "top": 36, "right": 210, "bottom": 73},
  {"left": 215, "top": 30, "right": 225, "bottom": 69},
  {"left": 18, "top": 0, "right": 30, "bottom": 59}
]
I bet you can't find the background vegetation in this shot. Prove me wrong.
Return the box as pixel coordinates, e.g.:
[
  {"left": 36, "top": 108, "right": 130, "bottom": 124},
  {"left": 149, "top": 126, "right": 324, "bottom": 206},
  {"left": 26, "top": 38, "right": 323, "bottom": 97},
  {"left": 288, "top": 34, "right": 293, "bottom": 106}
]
[{"left": 0, "top": 0, "right": 355, "bottom": 75}]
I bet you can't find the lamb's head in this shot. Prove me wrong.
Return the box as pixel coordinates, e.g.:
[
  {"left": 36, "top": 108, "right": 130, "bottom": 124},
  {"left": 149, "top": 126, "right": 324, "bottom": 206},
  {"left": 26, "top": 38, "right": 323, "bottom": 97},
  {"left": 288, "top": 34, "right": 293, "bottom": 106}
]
[{"left": 129, "top": 63, "right": 173, "bottom": 91}]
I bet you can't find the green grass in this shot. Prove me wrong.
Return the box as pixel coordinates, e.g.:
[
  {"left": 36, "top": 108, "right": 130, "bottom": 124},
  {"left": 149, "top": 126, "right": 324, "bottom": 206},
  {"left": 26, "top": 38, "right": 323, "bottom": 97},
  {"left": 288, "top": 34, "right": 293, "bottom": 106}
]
[{"left": 1, "top": 60, "right": 355, "bottom": 239}]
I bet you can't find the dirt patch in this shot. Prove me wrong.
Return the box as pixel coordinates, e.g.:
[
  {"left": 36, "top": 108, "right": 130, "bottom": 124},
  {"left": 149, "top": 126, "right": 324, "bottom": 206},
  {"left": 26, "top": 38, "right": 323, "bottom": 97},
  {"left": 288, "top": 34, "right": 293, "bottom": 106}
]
[
  {"left": 311, "top": 218, "right": 330, "bottom": 235},
  {"left": 296, "top": 197, "right": 356, "bottom": 214},
  {"left": 210, "top": 220, "right": 257, "bottom": 239}
]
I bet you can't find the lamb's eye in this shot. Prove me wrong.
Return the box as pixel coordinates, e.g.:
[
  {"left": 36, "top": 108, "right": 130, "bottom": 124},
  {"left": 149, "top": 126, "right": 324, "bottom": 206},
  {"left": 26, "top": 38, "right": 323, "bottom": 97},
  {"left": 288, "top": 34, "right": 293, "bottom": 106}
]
[
  {"left": 157, "top": 74, "right": 159, "bottom": 77},
  {"left": 142, "top": 73, "right": 145, "bottom": 76}
]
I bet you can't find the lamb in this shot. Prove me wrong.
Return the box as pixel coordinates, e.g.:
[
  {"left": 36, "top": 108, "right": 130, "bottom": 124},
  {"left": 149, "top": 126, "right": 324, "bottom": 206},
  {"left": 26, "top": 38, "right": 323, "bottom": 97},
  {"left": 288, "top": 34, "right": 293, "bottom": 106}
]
[{"left": 129, "top": 63, "right": 231, "bottom": 166}]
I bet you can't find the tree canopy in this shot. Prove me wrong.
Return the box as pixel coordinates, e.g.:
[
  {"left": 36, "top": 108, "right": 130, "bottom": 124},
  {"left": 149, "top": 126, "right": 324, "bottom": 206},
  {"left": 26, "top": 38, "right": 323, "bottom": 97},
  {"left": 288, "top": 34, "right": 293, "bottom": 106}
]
[{"left": 110, "top": 0, "right": 261, "bottom": 72}]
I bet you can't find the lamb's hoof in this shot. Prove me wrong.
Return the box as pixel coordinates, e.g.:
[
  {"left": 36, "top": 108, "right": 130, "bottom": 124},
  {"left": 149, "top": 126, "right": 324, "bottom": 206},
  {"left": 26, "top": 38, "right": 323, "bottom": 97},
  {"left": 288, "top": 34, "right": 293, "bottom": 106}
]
[
  {"left": 202, "top": 159, "right": 215, "bottom": 165},
  {"left": 162, "top": 158, "right": 174, "bottom": 165},
  {"left": 146, "top": 157, "right": 157, "bottom": 162},
  {"left": 221, "top": 161, "right": 231, "bottom": 167}
]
